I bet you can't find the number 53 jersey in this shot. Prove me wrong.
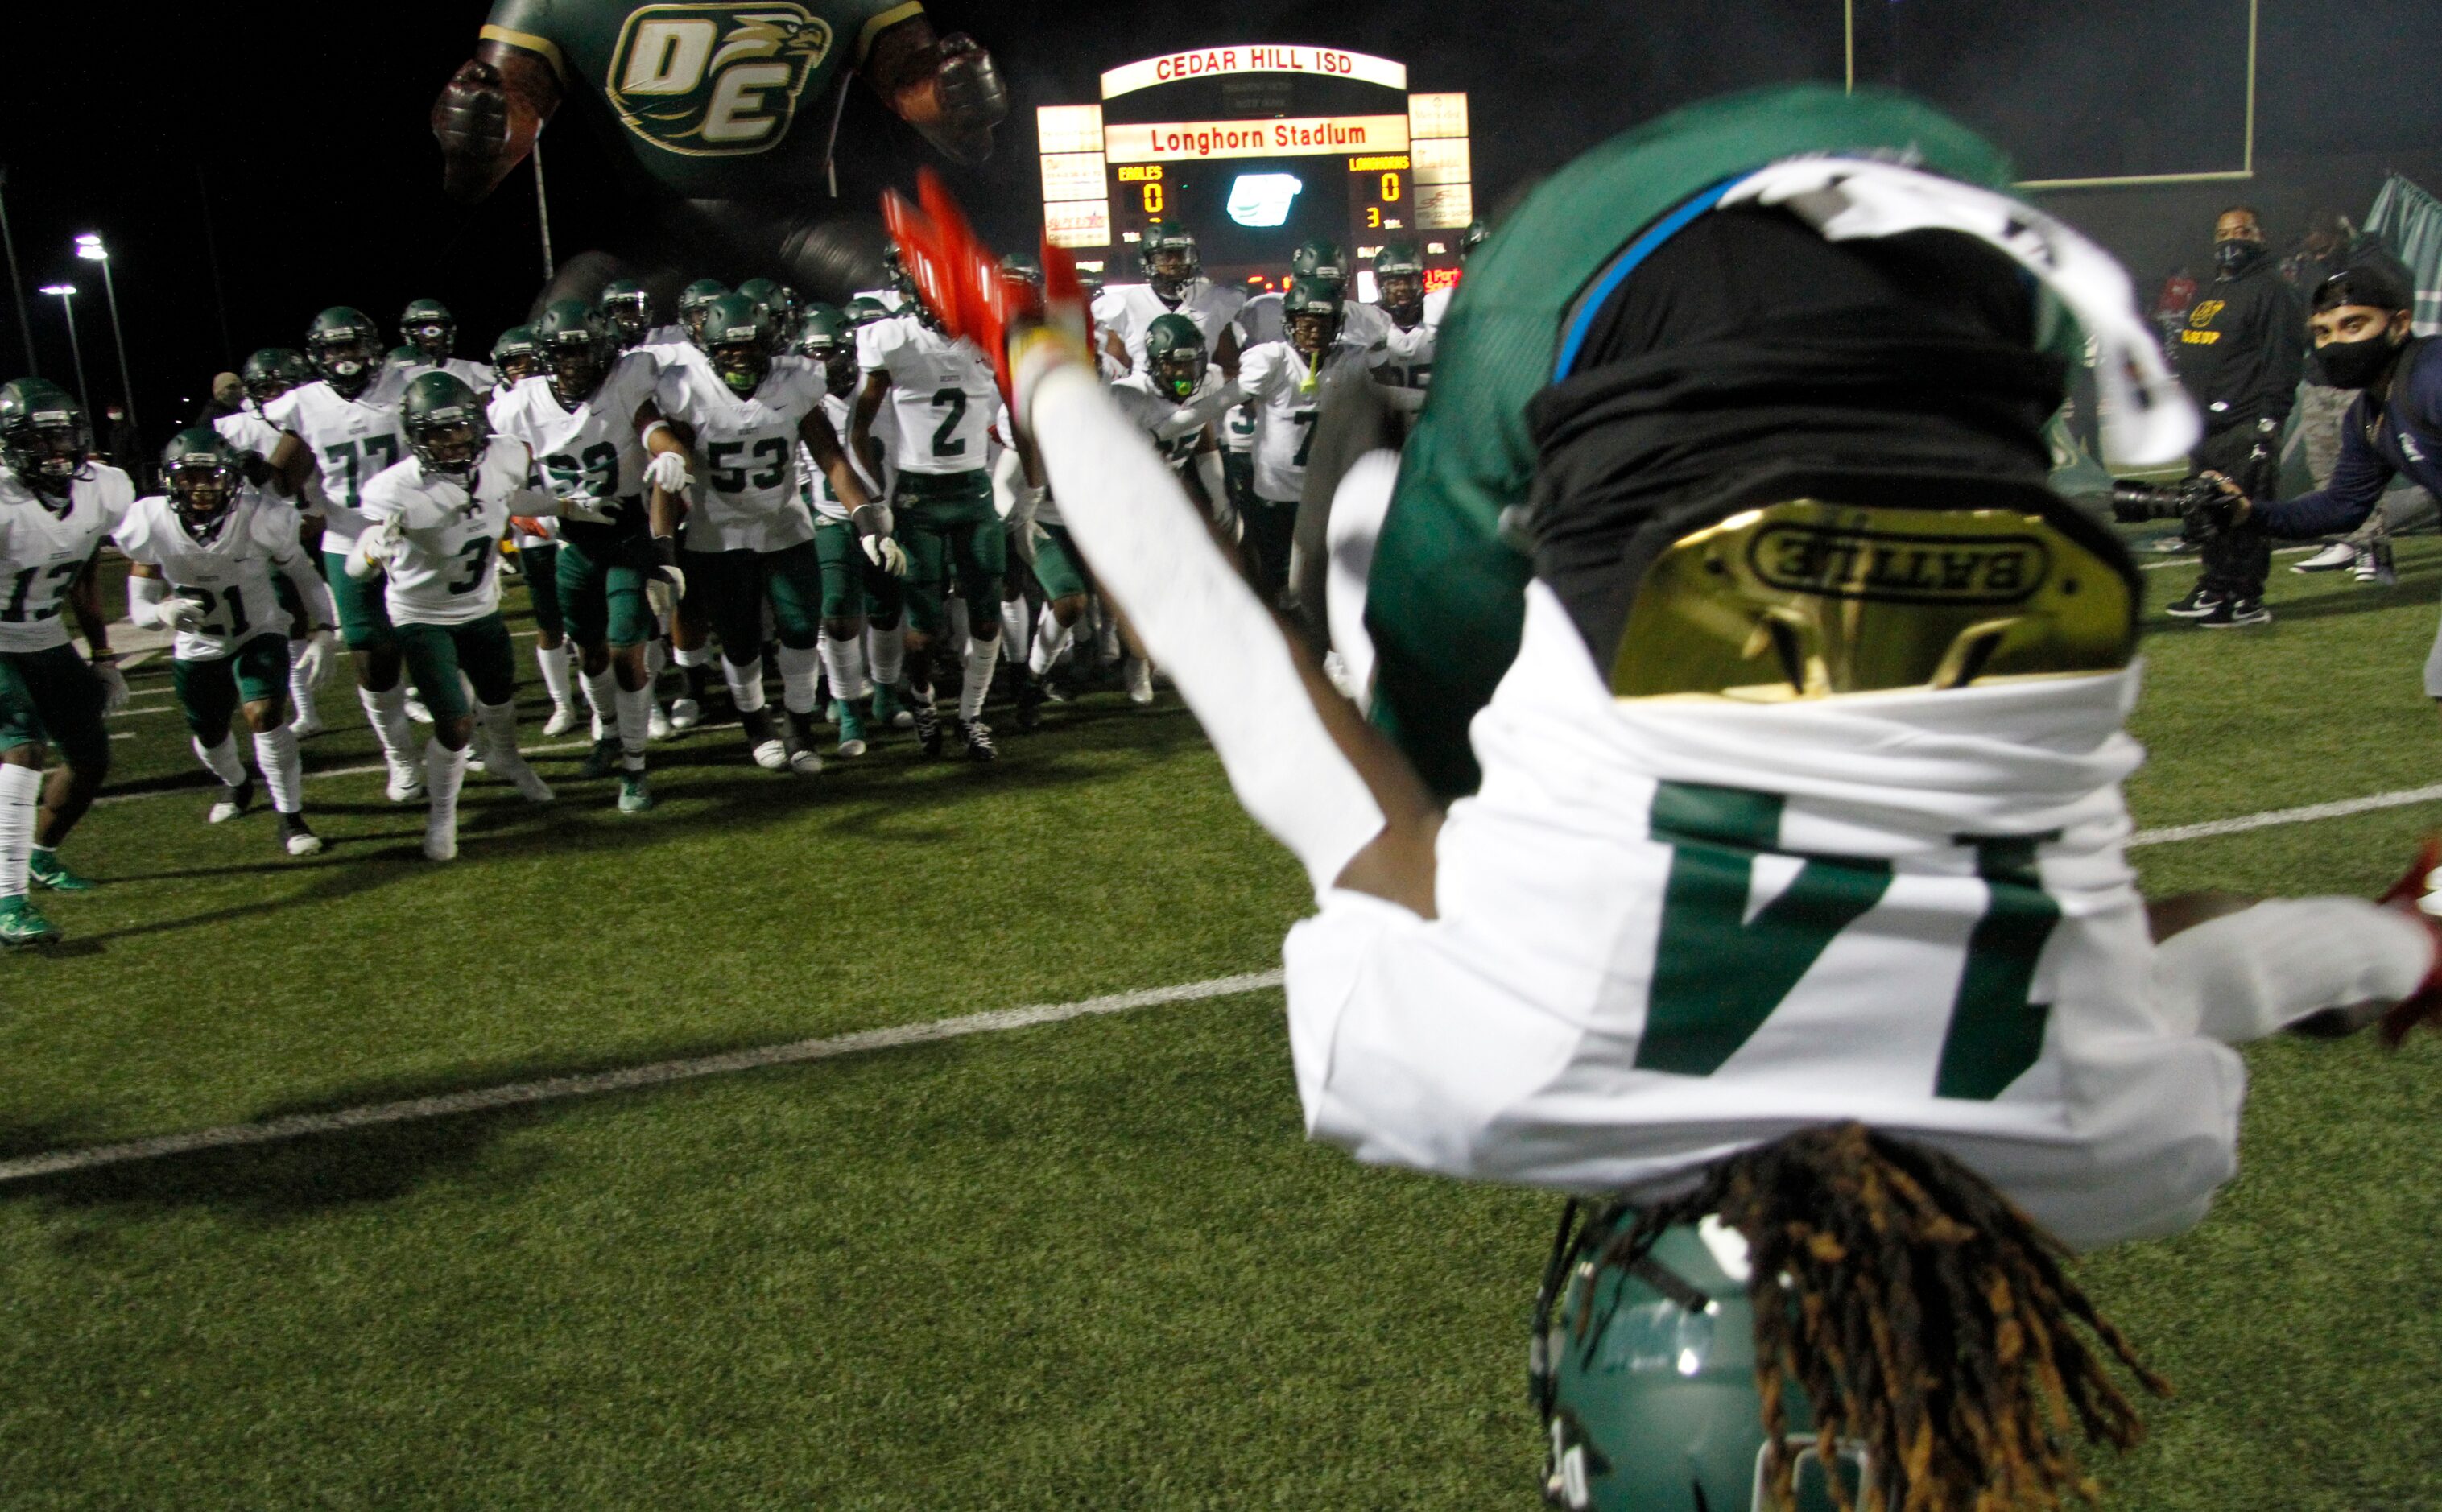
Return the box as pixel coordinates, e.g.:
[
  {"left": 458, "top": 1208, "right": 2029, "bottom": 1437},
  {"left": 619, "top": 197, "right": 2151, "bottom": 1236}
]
[
  {"left": 0, "top": 464, "right": 135, "bottom": 654},
  {"left": 1283, "top": 583, "right": 2248, "bottom": 1254},
  {"left": 114, "top": 490, "right": 310, "bottom": 659},
  {"left": 654, "top": 359, "right": 823, "bottom": 552}
]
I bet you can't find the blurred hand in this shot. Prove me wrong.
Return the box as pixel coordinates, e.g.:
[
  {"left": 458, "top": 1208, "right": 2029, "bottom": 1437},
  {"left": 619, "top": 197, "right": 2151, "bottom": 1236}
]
[
  {"left": 433, "top": 60, "right": 510, "bottom": 202},
  {"left": 933, "top": 35, "right": 1006, "bottom": 135}
]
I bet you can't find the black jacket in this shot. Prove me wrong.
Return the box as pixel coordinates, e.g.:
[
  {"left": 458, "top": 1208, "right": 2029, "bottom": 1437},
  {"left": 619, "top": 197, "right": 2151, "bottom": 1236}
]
[{"left": 2171, "top": 254, "right": 2304, "bottom": 435}]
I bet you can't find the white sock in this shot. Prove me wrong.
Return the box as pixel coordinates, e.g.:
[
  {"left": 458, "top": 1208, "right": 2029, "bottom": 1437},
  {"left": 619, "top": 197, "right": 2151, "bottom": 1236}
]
[
  {"left": 672, "top": 642, "right": 711, "bottom": 671},
  {"left": 287, "top": 648, "right": 318, "bottom": 722},
  {"left": 1030, "top": 606, "right": 1074, "bottom": 677},
  {"left": 614, "top": 679, "right": 654, "bottom": 758},
  {"left": 1096, "top": 612, "right": 1121, "bottom": 663},
  {"left": 535, "top": 641, "right": 573, "bottom": 710},
  {"left": 820, "top": 631, "right": 870, "bottom": 704},
  {"left": 359, "top": 684, "right": 418, "bottom": 769},
  {"left": 581, "top": 667, "right": 618, "bottom": 742},
  {"left": 0, "top": 763, "right": 39, "bottom": 899},
  {"left": 866, "top": 622, "right": 905, "bottom": 688},
  {"left": 253, "top": 726, "right": 304, "bottom": 814},
  {"left": 960, "top": 635, "right": 1000, "bottom": 721},
  {"left": 999, "top": 597, "right": 1031, "bottom": 665},
  {"left": 476, "top": 700, "right": 527, "bottom": 767},
  {"left": 192, "top": 734, "right": 246, "bottom": 786},
  {"left": 721, "top": 655, "right": 766, "bottom": 713},
  {"left": 647, "top": 638, "right": 668, "bottom": 680},
  {"left": 776, "top": 644, "right": 823, "bottom": 715},
  {"left": 425, "top": 735, "right": 469, "bottom": 832},
  {"left": 947, "top": 596, "right": 972, "bottom": 659}
]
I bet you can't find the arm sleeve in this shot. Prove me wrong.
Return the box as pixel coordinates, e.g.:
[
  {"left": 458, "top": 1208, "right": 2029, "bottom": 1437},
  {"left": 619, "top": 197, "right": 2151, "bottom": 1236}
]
[
  {"left": 1020, "top": 347, "right": 1386, "bottom": 899},
  {"left": 277, "top": 548, "right": 338, "bottom": 629},
  {"left": 126, "top": 572, "right": 169, "bottom": 630},
  {"left": 2258, "top": 411, "right": 2396, "bottom": 537}
]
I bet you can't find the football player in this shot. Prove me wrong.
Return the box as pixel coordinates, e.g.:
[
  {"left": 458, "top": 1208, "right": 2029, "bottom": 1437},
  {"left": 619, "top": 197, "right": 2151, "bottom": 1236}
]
[
  {"left": 263, "top": 308, "right": 428, "bottom": 803},
  {"left": 217, "top": 347, "right": 336, "bottom": 739},
  {"left": 355, "top": 373, "right": 560, "bottom": 860},
  {"left": 398, "top": 298, "right": 497, "bottom": 390},
  {"left": 889, "top": 109, "right": 2442, "bottom": 1507},
  {"left": 651, "top": 293, "right": 894, "bottom": 775},
  {"left": 0, "top": 378, "right": 133, "bottom": 946},
  {"left": 490, "top": 327, "right": 580, "bottom": 734},
  {"left": 431, "top": 0, "right": 1005, "bottom": 304},
  {"left": 1367, "top": 242, "right": 1434, "bottom": 421},
  {"left": 489, "top": 299, "right": 680, "bottom": 813},
  {"left": 736, "top": 279, "right": 804, "bottom": 351},
  {"left": 1096, "top": 312, "right": 1233, "bottom": 704},
  {"left": 490, "top": 325, "right": 544, "bottom": 391},
  {"left": 850, "top": 294, "right": 1006, "bottom": 761},
  {"left": 796, "top": 304, "right": 907, "bottom": 755},
  {"left": 1091, "top": 221, "right": 1245, "bottom": 379},
  {"left": 1223, "top": 277, "right": 1373, "bottom": 605},
  {"left": 597, "top": 279, "right": 655, "bottom": 352},
  {"left": 118, "top": 429, "right": 335, "bottom": 857}
]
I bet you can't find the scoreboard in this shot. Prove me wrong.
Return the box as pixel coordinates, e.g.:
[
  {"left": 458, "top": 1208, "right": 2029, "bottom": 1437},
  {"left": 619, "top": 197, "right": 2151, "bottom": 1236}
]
[{"left": 1035, "top": 46, "right": 1475, "bottom": 295}]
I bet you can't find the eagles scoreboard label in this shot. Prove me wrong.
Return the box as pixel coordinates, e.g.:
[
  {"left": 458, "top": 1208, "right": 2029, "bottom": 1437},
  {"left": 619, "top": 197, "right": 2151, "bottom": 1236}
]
[{"left": 605, "top": 4, "right": 834, "bottom": 155}]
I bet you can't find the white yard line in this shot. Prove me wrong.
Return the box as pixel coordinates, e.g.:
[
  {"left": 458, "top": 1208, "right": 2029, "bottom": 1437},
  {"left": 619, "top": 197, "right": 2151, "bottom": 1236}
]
[
  {"left": 2138, "top": 544, "right": 2318, "bottom": 572},
  {"left": 14, "top": 782, "right": 2442, "bottom": 1184}
]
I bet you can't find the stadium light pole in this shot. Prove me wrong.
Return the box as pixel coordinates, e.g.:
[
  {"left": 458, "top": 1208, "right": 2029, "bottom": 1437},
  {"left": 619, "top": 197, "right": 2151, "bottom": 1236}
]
[
  {"left": 0, "top": 167, "right": 35, "bottom": 376},
  {"left": 75, "top": 234, "right": 138, "bottom": 434},
  {"left": 37, "top": 284, "right": 94, "bottom": 423}
]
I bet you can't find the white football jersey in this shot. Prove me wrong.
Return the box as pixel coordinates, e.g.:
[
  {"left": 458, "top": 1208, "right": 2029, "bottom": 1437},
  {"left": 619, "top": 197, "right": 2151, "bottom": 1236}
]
[
  {"left": 1107, "top": 371, "right": 1218, "bottom": 471},
  {"left": 655, "top": 361, "right": 823, "bottom": 553},
  {"left": 486, "top": 355, "right": 662, "bottom": 541},
  {"left": 262, "top": 371, "right": 407, "bottom": 552},
  {"left": 114, "top": 491, "right": 308, "bottom": 660},
  {"left": 217, "top": 403, "right": 329, "bottom": 514},
  {"left": 399, "top": 356, "right": 498, "bottom": 392},
  {"left": 802, "top": 390, "right": 890, "bottom": 523},
  {"left": 1372, "top": 307, "right": 1437, "bottom": 414},
  {"left": 1235, "top": 340, "right": 1374, "bottom": 503},
  {"left": 358, "top": 441, "right": 550, "bottom": 626},
  {"left": 641, "top": 324, "right": 690, "bottom": 351},
  {"left": 0, "top": 465, "right": 134, "bottom": 653},
  {"left": 857, "top": 316, "right": 1001, "bottom": 477},
  {"left": 1093, "top": 279, "right": 1248, "bottom": 373}
]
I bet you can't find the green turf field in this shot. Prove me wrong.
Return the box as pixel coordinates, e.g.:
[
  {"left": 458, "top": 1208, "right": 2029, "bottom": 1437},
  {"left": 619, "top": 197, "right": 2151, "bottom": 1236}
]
[{"left": 5, "top": 535, "right": 2441, "bottom": 1510}]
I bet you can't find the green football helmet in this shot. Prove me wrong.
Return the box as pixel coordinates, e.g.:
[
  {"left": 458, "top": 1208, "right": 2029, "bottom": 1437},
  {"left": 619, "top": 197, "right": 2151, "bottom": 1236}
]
[
  {"left": 1290, "top": 238, "right": 1349, "bottom": 289},
  {"left": 159, "top": 426, "right": 246, "bottom": 539},
  {"left": 736, "top": 278, "right": 802, "bottom": 352},
  {"left": 1282, "top": 276, "right": 1345, "bottom": 357},
  {"left": 305, "top": 306, "right": 383, "bottom": 399},
  {"left": 534, "top": 298, "right": 615, "bottom": 407},
  {"left": 843, "top": 295, "right": 890, "bottom": 329},
  {"left": 795, "top": 302, "right": 857, "bottom": 397},
  {"left": 490, "top": 325, "right": 543, "bottom": 389},
  {"left": 400, "top": 370, "right": 490, "bottom": 480},
  {"left": 597, "top": 279, "right": 653, "bottom": 348},
  {"left": 1459, "top": 216, "right": 1491, "bottom": 261},
  {"left": 1535, "top": 1203, "right": 1853, "bottom": 1512},
  {"left": 240, "top": 347, "right": 312, "bottom": 406},
  {"left": 677, "top": 279, "right": 731, "bottom": 346},
  {"left": 700, "top": 293, "right": 775, "bottom": 397},
  {"left": 1142, "top": 312, "right": 1206, "bottom": 401},
  {"left": 1374, "top": 242, "right": 1426, "bottom": 324},
  {"left": 1140, "top": 220, "right": 1200, "bottom": 300},
  {"left": 386, "top": 345, "right": 421, "bottom": 374},
  {"left": 400, "top": 297, "right": 457, "bottom": 361},
  {"left": 882, "top": 242, "right": 915, "bottom": 303},
  {"left": 0, "top": 378, "right": 89, "bottom": 495}
]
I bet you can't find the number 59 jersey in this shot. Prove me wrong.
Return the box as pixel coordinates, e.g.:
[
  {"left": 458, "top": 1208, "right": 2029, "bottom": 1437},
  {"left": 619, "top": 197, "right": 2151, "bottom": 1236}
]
[
  {"left": 487, "top": 354, "right": 663, "bottom": 552},
  {"left": 113, "top": 490, "right": 307, "bottom": 660},
  {"left": 654, "top": 359, "right": 822, "bottom": 553},
  {"left": 359, "top": 440, "right": 549, "bottom": 627},
  {"left": 857, "top": 315, "right": 1002, "bottom": 477},
  {"left": 0, "top": 463, "right": 135, "bottom": 654},
  {"left": 262, "top": 370, "right": 408, "bottom": 552}
]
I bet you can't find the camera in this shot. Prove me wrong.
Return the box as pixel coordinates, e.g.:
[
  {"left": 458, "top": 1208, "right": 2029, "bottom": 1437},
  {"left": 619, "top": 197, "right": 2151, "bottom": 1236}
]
[{"left": 2111, "top": 477, "right": 2244, "bottom": 541}]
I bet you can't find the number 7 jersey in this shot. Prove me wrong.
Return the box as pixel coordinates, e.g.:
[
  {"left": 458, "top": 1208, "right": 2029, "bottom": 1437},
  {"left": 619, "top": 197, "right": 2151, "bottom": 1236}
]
[{"left": 262, "top": 370, "right": 408, "bottom": 553}]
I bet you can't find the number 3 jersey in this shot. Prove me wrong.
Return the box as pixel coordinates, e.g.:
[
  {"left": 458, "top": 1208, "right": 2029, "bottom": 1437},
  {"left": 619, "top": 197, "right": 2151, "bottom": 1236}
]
[
  {"left": 262, "top": 370, "right": 408, "bottom": 554},
  {"left": 358, "top": 440, "right": 553, "bottom": 626},
  {"left": 654, "top": 359, "right": 822, "bottom": 552},
  {"left": 0, "top": 465, "right": 134, "bottom": 654},
  {"left": 1284, "top": 581, "right": 2248, "bottom": 1253},
  {"left": 114, "top": 490, "right": 320, "bottom": 660},
  {"left": 856, "top": 315, "right": 1002, "bottom": 478}
]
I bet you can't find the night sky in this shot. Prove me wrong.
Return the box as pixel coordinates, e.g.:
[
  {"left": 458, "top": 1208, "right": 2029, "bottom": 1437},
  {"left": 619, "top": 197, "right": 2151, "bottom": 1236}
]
[{"left": 1, "top": 1, "right": 2433, "bottom": 440}]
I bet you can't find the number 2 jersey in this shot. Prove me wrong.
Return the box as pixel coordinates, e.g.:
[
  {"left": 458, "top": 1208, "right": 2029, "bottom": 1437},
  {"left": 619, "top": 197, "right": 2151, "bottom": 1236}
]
[
  {"left": 114, "top": 490, "right": 321, "bottom": 660},
  {"left": 262, "top": 370, "right": 409, "bottom": 554},
  {"left": 856, "top": 315, "right": 1001, "bottom": 479},
  {"left": 0, "top": 465, "right": 134, "bottom": 654},
  {"left": 654, "top": 359, "right": 823, "bottom": 552},
  {"left": 358, "top": 440, "right": 553, "bottom": 626},
  {"left": 487, "top": 354, "right": 662, "bottom": 553}
]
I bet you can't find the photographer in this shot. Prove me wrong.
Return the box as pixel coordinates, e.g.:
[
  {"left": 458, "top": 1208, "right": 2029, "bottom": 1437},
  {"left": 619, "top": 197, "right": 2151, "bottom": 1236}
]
[
  {"left": 2167, "top": 206, "right": 2305, "bottom": 626},
  {"left": 2283, "top": 210, "right": 2420, "bottom": 578}
]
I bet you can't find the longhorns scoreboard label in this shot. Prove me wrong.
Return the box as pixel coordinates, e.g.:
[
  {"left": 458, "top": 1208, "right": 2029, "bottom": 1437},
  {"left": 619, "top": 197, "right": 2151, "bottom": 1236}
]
[{"left": 606, "top": 4, "right": 834, "bottom": 156}]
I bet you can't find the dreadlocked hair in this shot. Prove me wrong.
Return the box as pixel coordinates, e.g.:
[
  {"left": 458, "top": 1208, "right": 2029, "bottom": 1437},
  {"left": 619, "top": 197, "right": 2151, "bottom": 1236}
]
[{"left": 1593, "top": 1123, "right": 2169, "bottom": 1512}]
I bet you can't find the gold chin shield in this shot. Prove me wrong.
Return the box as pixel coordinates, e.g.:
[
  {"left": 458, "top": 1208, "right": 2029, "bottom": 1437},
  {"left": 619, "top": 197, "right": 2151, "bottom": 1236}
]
[{"left": 1611, "top": 500, "right": 2136, "bottom": 701}]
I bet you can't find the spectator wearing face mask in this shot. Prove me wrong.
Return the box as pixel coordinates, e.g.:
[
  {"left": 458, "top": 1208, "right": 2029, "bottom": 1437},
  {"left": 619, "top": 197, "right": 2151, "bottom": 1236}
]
[
  {"left": 2281, "top": 209, "right": 2422, "bottom": 580},
  {"left": 2162, "top": 205, "right": 2306, "bottom": 626}
]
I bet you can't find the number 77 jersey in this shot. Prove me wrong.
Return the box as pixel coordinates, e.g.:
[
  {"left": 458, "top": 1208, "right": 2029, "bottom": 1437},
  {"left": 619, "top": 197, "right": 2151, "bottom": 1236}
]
[
  {"left": 856, "top": 314, "right": 1002, "bottom": 477},
  {"left": 262, "top": 370, "right": 408, "bottom": 554}
]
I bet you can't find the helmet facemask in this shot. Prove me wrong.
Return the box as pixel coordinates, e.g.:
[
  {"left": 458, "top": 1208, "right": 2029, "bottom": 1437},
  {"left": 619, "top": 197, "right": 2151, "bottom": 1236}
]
[
  {"left": 1147, "top": 246, "right": 1195, "bottom": 303},
  {"left": 1152, "top": 346, "right": 1204, "bottom": 401},
  {"left": 601, "top": 295, "right": 649, "bottom": 348},
  {"left": 1378, "top": 271, "right": 1424, "bottom": 326},
  {"left": 167, "top": 451, "right": 241, "bottom": 542},
  {"left": 314, "top": 333, "right": 379, "bottom": 399},
  {"left": 713, "top": 337, "right": 771, "bottom": 398},
  {"left": 546, "top": 337, "right": 609, "bottom": 409},
  {"left": 409, "top": 403, "right": 487, "bottom": 481},
  {"left": 803, "top": 337, "right": 856, "bottom": 398},
  {"left": 1289, "top": 309, "right": 1340, "bottom": 358},
  {"left": 5, "top": 412, "right": 88, "bottom": 497},
  {"left": 407, "top": 320, "right": 454, "bottom": 363}
]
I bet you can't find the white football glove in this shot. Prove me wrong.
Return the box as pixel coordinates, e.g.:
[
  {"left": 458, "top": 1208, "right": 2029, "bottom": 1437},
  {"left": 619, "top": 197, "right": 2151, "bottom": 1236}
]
[
  {"left": 93, "top": 659, "right": 130, "bottom": 715},
  {"left": 162, "top": 595, "right": 209, "bottom": 634},
  {"left": 645, "top": 451, "right": 692, "bottom": 496},
  {"left": 860, "top": 535, "right": 910, "bottom": 578},
  {"left": 645, "top": 563, "right": 687, "bottom": 621},
  {"left": 291, "top": 627, "right": 336, "bottom": 692}
]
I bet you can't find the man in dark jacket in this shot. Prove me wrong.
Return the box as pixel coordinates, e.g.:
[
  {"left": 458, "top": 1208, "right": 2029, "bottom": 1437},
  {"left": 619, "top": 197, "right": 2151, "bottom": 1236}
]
[
  {"left": 2282, "top": 210, "right": 2422, "bottom": 576},
  {"left": 2166, "top": 205, "right": 2305, "bottom": 626}
]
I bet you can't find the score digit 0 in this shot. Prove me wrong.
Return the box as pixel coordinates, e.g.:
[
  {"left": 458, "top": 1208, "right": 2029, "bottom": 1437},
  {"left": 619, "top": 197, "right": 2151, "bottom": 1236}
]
[
  {"left": 1380, "top": 171, "right": 1402, "bottom": 202},
  {"left": 1143, "top": 182, "right": 1165, "bottom": 214}
]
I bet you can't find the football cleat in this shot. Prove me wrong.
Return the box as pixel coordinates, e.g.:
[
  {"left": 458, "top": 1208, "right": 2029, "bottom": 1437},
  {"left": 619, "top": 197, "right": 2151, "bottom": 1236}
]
[
  {"left": 617, "top": 770, "right": 654, "bottom": 813},
  {"left": 1014, "top": 680, "right": 1047, "bottom": 731},
  {"left": 423, "top": 816, "right": 458, "bottom": 862},
  {"left": 386, "top": 758, "right": 428, "bottom": 804},
  {"left": 2199, "top": 597, "right": 2271, "bottom": 628},
  {"left": 578, "top": 736, "right": 622, "bottom": 779},
  {"left": 833, "top": 700, "right": 868, "bottom": 757},
  {"left": 1124, "top": 657, "right": 1155, "bottom": 705},
  {"left": 957, "top": 717, "right": 998, "bottom": 762},
  {"left": 278, "top": 812, "right": 324, "bottom": 857},
  {"left": 2163, "top": 586, "right": 2224, "bottom": 618},
  {"left": 0, "top": 895, "right": 61, "bottom": 949},
  {"left": 542, "top": 703, "right": 581, "bottom": 737},
  {"left": 290, "top": 708, "right": 327, "bottom": 739},
  {"left": 27, "top": 849, "right": 95, "bottom": 891},
  {"left": 2355, "top": 541, "right": 2398, "bottom": 586},
  {"left": 647, "top": 701, "right": 673, "bottom": 741},
  {"left": 740, "top": 708, "right": 788, "bottom": 770},
  {"left": 465, "top": 723, "right": 490, "bottom": 775},
  {"left": 668, "top": 695, "right": 702, "bottom": 731},
  {"left": 208, "top": 776, "right": 256, "bottom": 824},
  {"left": 2291, "top": 541, "right": 2357, "bottom": 572},
  {"left": 404, "top": 693, "right": 433, "bottom": 725},
  {"left": 494, "top": 754, "right": 556, "bottom": 804},
  {"left": 783, "top": 711, "right": 825, "bottom": 775},
  {"left": 873, "top": 685, "right": 914, "bottom": 729},
  {"left": 914, "top": 700, "right": 943, "bottom": 758}
]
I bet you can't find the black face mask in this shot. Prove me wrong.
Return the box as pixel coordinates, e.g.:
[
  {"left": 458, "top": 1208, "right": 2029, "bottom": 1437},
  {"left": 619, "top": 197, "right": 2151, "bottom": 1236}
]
[
  {"left": 2213, "top": 238, "right": 2265, "bottom": 276},
  {"left": 2319, "top": 330, "right": 2403, "bottom": 390}
]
